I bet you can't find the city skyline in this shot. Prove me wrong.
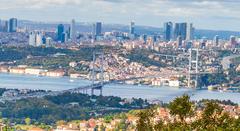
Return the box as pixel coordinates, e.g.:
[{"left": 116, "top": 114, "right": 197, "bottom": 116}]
[{"left": 0, "top": 0, "right": 240, "bottom": 31}]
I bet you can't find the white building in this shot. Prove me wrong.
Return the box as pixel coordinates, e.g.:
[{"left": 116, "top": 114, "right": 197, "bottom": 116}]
[
  {"left": 29, "top": 32, "right": 36, "bottom": 46},
  {"left": 25, "top": 68, "right": 47, "bottom": 75},
  {"left": 186, "top": 23, "right": 194, "bottom": 41},
  {"left": 29, "top": 31, "right": 44, "bottom": 47},
  {"left": 169, "top": 80, "right": 180, "bottom": 87},
  {"left": 36, "top": 32, "right": 43, "bottom": 46},
  {"left": 46, "top": 37, "right": 52, "bottom": 47},
  {"left": 70, "top": 19, "right": 76, "bottom": 41}
]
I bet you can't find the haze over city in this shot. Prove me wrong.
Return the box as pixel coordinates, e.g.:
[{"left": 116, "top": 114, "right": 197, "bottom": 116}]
[
  {"left": 0, "top": 0, "right": 240, "bottom": 31},
  {"left": 0, "top": 1, "right": 240, "bottom": 130}
]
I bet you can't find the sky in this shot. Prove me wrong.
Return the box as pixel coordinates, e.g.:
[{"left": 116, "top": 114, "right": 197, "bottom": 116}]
[{"left": 0, "top": 0, "right": 240, "bottom": 31}]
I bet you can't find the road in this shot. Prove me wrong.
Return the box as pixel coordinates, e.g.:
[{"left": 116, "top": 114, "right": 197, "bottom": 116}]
[{"left": 221, "top": 55, "right": 240, "bottom": 70}]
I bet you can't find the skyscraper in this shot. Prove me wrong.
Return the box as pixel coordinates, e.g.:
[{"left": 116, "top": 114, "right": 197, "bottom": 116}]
[
  {"left": 230, "top": 35, "right": 236, "bottom": 48},
  {"left": 29, "top": 32, "right": 45, "bottom": 47},
  {"left": 29, "top": 32, "right": 36, "bottom": 46},
  {"left": 177, "top": 36, "right": 183, "bottom": 47},
  {"left": 95, "top": 22, "right": 102, "bottom": 36},
  {"left": 0, "top": 19, "right": 2, "bottom": 32},
  {"left": 3, "top": 21, "right": 8, "bottom": 32},
  {"left": 57, "top": 24, "right": 64, "bottom": 42},
  {"left": 8, "top": 18, "right": 17, "bottom": 32},
  {"left": 174, "top": 23, "right": 187, "bottom": 40},
  {"left": 214, "top": 35, "right": 219, "bottom": 46},
  {"left": 36, "top": 32, "right": 43, "bottom": 46},
  {"left": 61, "top": 33, "right": 66, "bottom": 43},
  {"left": 130, "top": 21, "right": 135, "bottom": 35},
  {"left": 186, "top": 23, "right": 194, "bottom": 41},
  {"left": 70, "top": 19, "right": 76, "bottom": 41},
  {"left": 46, "top": 37, "right": 53, "bottom": 47},
  {"left": 163, "top": 22, "right": 173, "bottom": 42}
]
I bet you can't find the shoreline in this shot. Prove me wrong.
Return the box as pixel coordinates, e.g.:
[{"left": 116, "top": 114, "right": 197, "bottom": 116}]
[
  {"left": 0, "top": 72, "right": 238, "bottom": 93},
  {"left": 0, "top": 73, "right": 240, "bottom": 104}
]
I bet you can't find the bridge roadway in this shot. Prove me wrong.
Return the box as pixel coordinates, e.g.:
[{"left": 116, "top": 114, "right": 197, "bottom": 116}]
[
  {"left": 64, "top": 76, "right": 148, "bottom": 93},
  {"left": 154, "top": 53, "right": 188, "bottom": 59},
  {"left": 0, "top": 72, "right": 218, "bottom": 101},
  {"left": 65, "top": 71, "right": 217, "bottom": 93}
]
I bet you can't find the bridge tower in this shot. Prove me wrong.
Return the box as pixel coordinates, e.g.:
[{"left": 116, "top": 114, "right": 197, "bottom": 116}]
[
  {"left": 188, "top": 48, "right": 200, "bottom": 89},
  {"left": 91, "top": 51, "right": 104, "bottom": 96}
]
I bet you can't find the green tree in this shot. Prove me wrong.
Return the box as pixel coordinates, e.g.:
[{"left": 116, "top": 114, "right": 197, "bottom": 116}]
[
  {"left": 116, "top": 119, "right": 127, "bottom": 131},
  {"left": 168, "top": 95, "right": 194, "bottom": 124},
  {"left": 25, "top": 117, "right": 31, "bottom": 125},
  {"left": 56, "top": 120, "right": 66, "bottom": 126},
  {"left": 136, "top": 107, "right": 156, "bottom": 131},
  {"left": 193, "top": 101, "right": 234, "bottom": 130}
]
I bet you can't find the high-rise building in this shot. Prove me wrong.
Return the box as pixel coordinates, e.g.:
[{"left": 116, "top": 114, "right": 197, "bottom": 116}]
[
  {"left": 70, "top": 19, "right": 76, "bottom": 41},
  {"left": 8, "top": 18, "right": 17, "bottom": 32},
  {"left": 46, "top": 37, "right": 52, "bottom": 47},
  {"left": 214, "top": 35, "right": 220, "bottom": 46},
  {"left": 61, "top": 32, "right": 66, "bottom": 43},
  {"left": 36, "top": 32, "right": 43, "bottom": 46},
  {"left": 64, "top": 32, "right": 69, "bottom": 42},
  {"left": 186, "top": 23, "right": 194, "bottom": 40},
  {"left": 230, "top": 35, "right": 237, "bottom": 48},
  {"left": 0, "top": 19, "right": 2, "bottom": 32},
  {"left": 29, "top": 32, "right": 36, "bottom": 46},
  {"left": 0, "top": 20, "right": 6, "bottom": 32},
  {"left": 57, "top": 24, "right": 64, "bottom": 42},
  {"left": 174, "top": 23, "right": 187, "bottom": 40},
  {"left": 177, "top": 36, "right": 183, "bottom": 48},
  {"left": 29, "top": 32, "right": 45, "bottom": 47},
  {"left": 95, "top": 22, "right": 102, "bottom": 36},
  {"left": 163, "top": 22, "right": 173, "bottom": 42},
  {"left": 130, "top": 21, "right": 135, "bottom": 35},
  {"left": 3, "top": 21, "right": 8, "bottom": 32}
]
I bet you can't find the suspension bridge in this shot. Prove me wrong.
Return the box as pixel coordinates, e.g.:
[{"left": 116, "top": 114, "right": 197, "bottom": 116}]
[{"left": 62, "top": 48, "right": 218, "bottom": 96}]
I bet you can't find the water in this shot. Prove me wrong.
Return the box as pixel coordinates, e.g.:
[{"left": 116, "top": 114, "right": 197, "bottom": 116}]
[{"left": 0, "top": 73, "right": 240, "bottom": 104}]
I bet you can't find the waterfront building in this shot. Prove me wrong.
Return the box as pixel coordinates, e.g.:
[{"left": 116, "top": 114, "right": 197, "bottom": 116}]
[
  {"left": 169, "top": 80, "right": 180, "bottom": 87},
  {"left": 25, "top": 68, "right": 47, "bottom": 75},
  {"left": 9, "top": 67, "right": 26, "bottom": 74},
  {"left": 46, "top": 70, "right": 65, "bottom": 77}
]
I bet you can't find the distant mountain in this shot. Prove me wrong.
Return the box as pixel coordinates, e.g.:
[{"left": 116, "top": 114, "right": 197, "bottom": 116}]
[
  {"left": 194, "top": 29, "right": 240, "bottom": 40},
  {"left": 18, "top": 20, "right": 240, "bottom": 40}
]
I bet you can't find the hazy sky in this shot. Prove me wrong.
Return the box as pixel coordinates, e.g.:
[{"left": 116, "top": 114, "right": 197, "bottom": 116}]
[{"left": 0, "top": 0, "right": 239, "bottom": 31}]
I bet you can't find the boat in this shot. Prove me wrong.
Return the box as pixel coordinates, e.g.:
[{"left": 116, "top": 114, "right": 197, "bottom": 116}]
[{"left": 208, "top": 85, "right": 218, "bottom": 91}]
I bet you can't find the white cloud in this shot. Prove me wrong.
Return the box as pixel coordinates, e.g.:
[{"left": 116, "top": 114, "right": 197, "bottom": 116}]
[{"left": 0, "top": 0, "right": 240, "bottom": 30}]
